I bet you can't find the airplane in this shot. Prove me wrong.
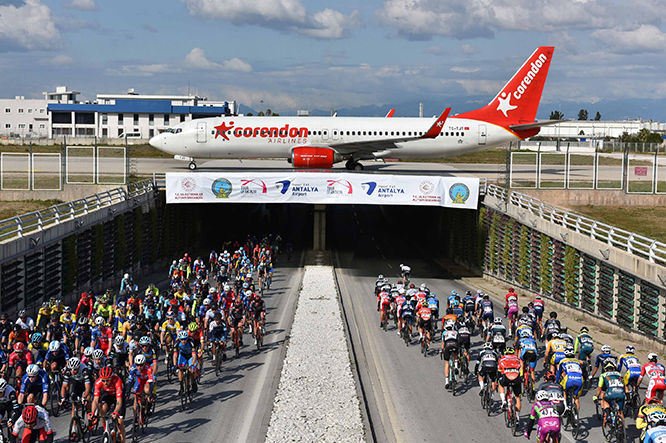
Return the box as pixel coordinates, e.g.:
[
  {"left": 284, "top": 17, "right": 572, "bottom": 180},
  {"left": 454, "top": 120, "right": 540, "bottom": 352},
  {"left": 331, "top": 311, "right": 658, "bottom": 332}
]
[{"left": 149, "top": 46, "right": 561, "bottom": 171}]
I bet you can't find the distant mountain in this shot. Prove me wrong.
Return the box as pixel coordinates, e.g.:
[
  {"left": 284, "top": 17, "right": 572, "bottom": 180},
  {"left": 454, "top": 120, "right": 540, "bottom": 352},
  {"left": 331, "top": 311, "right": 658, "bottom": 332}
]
[{"left": 237, "top": 98, "right": 666, "bottom": 122}]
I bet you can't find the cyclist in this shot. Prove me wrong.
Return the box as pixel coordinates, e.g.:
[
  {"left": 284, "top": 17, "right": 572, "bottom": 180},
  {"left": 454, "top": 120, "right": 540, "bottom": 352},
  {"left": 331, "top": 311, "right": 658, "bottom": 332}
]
[
  {"left": 109, "top": 335, "right": 130, "bottom": 374},
  {"left": 18, "top": 364, "right": 49, "bottom": 407},
  {"left": 637, "top": 353, "right": 666, "bottom": 403},
  {"left": 9, "top": 323, "right": 29, "bottom": 347},
  {"left": 498, "top": 347, "right": 523, "bottom": 414},
  {"left": 574, "top": 327, "right": 595, "bottom": 363},
  {"left": 120, "top": 273, "right": 134, "bottom": 293},
  {"left": 637, "top": 397, "right": 666, "bottom": 442},
  {"left": 399, "top": 263, "right": 411, "bottom": 281},
  {"left": 619, "top": 346, "right": 642, "bottom": 395},
  {"left": 28, "top": 333, "right": 48, "bottom": 366},
  {"left": 559, "top": 326, "right": 575, "bottom": 347},
  {"left": 524, "top": 390, "right": 561, "bottom": 442},
  {"left": 209, "top": 312, "right": 228, "bottom": 363},
  {"left": 447, "top": 290, "right": 458, "bottom": 308},
  {"left": 45, "top": 315, "right": 65, "bottom": 346},
  {"left": 416, "top": 300, "right": 433, "bottom": 347},
  {"left": 594, "top": 361, "right": 626, "bottom": 423},
  {"left": 517, "top": 329, "right": 538, "bottom": 387},
  {"left": 76, "top": 292, "right": 94, "bottom": 319},
  {"left": 0, "top": 378, "right": 20, "bottom": 431},
  {"left": 11, "top": 405, "right": 54, "bottom": 443},
  {"left": 16, "top": 310, "right": 35, "bottom": 332},
  {"left": 544, "top": 332, "right": 568, "bottom": 374},
  {"left": 92, "top": 316, "right": 113, "bottom": 355},
  {"left": 517, "top": 306, "right": 537, "bottom": 335},
  {"left": 377, "top": 287, "right": 391, "bottom": 329},
  {"left": 135, "top": 336, "right": 158, "bottom": 375},
  {"left": 487, "top": 317, "right": 507, "bottom": 354},
  {"left": 463, "top": 291, "right": 476, "bottom": 325},
  {"left": 456, "top": 316, "right": 472, "bottom": 373},
  {"left": 35, "top": 302, "right": 52, "bottom": 332},
  {"left": 0, "top": 314, "right": 13, "bottom": 349},
  {"left": 160, "top": 312, "right": 182, "bottom": 361},
  {"left": 74, "top": 317, "right": 93, "bottom": 356},
  {"left": 59, "top": 306, "right": 77, "bottom": 337},
  {"left": 8, "top": 342, "right": 33, "bottom": 386},
  {"left": 173, "top": 330, "right": 198, "bottom": 394},
  {"left": 591, "top": 344, "right": 618, "bottom": 379},
  {"left": 477, "top": 294, "right": 494, "bottom": 332},
  {"left": 555, "top": 347, "right": 584, "bottom": 413},
  {"left": 128, "top": 354, "right": 155, "bottom": 417},
  {"left": 475, "top": 342, "right": 499, "bottom": 397},
  {"left": 43, "top": 340, "right": 69, "bottom": 374},
  {"left": 113, "top": 303, "right": 129, "bottom": 333},
  {"left": 643, "top": 423, "right": 666, "bottom": 443},
  {"left": 400, "top": 297, "right": 415, "bottom": 340},
  {"left": 440, "top": 323, "right": 458, "bottom": 389},
  {"left": 505, "top": 291, "right": 519, "bottom": 336},
  {"left": 537, "top": 371, "right": 566, "bottom": 416},
  {"left": 541, "top": 311, "right": 561, "bottom": 346},
  {"left": 532, "top": 295, "right": 545, "bottom": 331},
  {"left": 427, "top": 292, "right": 440, "bottom": 323},
  {"left": 90, "top": 366, "right": 126, "bottom": 443},
  {"left": 228, "top": 300, "right": 245, "bottom": 349},
  {"left": 61, "top": 357, "right": 92, "bottom": 416},
  {"left": 90, "top": 349, "right": 109, "bottom": 373},
  {"left": 188, "top": 322, "right": 205, "bottom": 370}
]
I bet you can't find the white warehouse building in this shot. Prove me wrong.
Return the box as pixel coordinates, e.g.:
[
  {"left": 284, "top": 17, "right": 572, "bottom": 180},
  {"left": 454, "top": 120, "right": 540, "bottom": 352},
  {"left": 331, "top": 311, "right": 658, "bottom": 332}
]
[{"left": 536, "top": 119, "right": 666, "bottom": 139}]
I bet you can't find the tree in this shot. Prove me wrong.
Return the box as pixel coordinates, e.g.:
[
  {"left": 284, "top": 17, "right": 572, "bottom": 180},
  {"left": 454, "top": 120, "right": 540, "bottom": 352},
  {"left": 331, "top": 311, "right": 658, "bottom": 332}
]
[
  {"left": 246, "top": 112, "right": 253, "bottom": 116},
  {"left": 579, "top": 130, "right": 585, "bottom": 135},
  {"left": 594, "top": 111, "right": 601, "bottom": 121},
  {"left": 265, "top": 109, "right": 272, "bottom": 116},
  {"left": 550, "top": 110, "right": 564, "bottom": 120},
  {"left": 257, "top": 111, "right": 265, "bottom": 116},
  {"left": 577, "top": 109, "right": 588, "bottom": 120}
]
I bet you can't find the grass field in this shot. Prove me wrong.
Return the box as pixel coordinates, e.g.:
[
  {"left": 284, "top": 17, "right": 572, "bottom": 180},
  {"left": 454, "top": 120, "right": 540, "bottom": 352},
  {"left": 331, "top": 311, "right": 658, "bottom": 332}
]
[
  {"left": 1, "top": 144, "right": 172, "bottom": 158},
  {"left": 0, "top": 199, "right": 63, "bottom": 221},
  {"left": 570, "top": 205, "right": 666, "bottom": 244}
]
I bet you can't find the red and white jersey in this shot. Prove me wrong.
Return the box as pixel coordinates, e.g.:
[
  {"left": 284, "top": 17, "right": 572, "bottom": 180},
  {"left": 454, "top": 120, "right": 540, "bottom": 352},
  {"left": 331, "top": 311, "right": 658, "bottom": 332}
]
[
  {"left": 378, "top": 291, "right": 391, "bottom": 305},
  {"left": 505, "top": 293, "right": 517, "bottom": 304},
  {"left": 395, "top": 295, "right": 406, "bottom": 310},
  {"left": 417, "top": 307, "right": 432, "bottom": 321},
  {"left": 414, "top": 292, "right": 427, "bottom": 305},
  {"left": 641, "top": 363, "right": 666, "bottom": 379},
  {"left": 533, "top": 299, "right": 545, "bottom": 310},
  {"left": 93, "top": 375, "right": 123, "bottom": 399}
]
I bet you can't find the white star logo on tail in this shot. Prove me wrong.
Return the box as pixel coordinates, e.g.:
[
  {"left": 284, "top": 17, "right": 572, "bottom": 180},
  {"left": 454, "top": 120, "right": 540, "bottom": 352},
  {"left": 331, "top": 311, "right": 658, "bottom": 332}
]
[{"left": 497, "top": 92, "right": 517, "bottom": 117}]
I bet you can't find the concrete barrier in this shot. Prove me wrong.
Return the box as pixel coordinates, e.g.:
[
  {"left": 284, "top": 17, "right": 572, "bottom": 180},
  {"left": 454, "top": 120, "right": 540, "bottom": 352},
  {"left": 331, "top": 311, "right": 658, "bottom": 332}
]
[{"left": 521, "top": 189, "right": 666, "bottom": 207}]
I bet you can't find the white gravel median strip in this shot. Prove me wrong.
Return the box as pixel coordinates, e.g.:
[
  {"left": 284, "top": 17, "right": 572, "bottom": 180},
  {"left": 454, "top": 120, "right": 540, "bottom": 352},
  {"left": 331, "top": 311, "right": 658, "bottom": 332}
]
[{"left": 265, "top": 265, "right": 366, "bottom": 443}]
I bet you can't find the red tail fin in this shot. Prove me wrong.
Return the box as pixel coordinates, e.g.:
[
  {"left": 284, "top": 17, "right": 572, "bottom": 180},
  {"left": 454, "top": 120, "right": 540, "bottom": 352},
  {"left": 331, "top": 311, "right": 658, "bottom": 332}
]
[{"left": 457, "top": 47, "right": 554, "bottom": 128}]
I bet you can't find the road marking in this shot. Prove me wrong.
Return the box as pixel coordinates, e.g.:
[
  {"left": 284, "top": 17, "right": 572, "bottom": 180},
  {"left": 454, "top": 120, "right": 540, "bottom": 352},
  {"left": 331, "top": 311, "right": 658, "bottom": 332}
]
[
  {"left": 356, "top": 220, "right": 360, "bottom": 225},
  {"left": 354, "top": 211, "right": 358, "bottom": 216},
  {"left": 388, "top": 264, "right": 393, "bottom": 269},
  {"left": 360, "top": 228, "right": 364, "bottom": 234},
  {"left": 381, "top": 254, "right": 386, "bottom": 259},
  {"left": 375, "top": 244, "right": 380, "bottom": 250},
  {"left": 371, "top": 236, "right": 376, "bottom": 242}
]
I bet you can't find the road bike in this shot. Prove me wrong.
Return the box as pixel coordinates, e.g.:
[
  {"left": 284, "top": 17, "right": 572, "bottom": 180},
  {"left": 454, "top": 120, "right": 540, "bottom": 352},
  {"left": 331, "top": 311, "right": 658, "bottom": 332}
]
[
  {"left": 400, "top": 321, "right": 411, "bottom": 346},
  {"left": 523, "top": 367, "right": 536, "bottom": 403},
  {"left": 99, "top": 412, "right": 121, "bottom": 443},
  {"left": 624, "top": 381, "right": 641, "bottom": 420},
  {"left": 421, "top": 331, "right": 429, "bottom": 357},
  {"left": 443, "top": 349, "right": 460, "bottom": 395},
  {"left": 131, "top": 392, "right": 150, "bottom": 443},
  {"left": 68, "top": 395, "right": 90, "bottom": 443},
  {"left": 214, "top": 339, "right": 226, "bottom": 377},
  {"left": 177, "top": 364, "right": 194, "bottom": 411},
  {"left": 562, "top": 386, "right": 580, "bottom": 440},
  {"left": 598, "top": 397, "right": 625, "bottom": 443},
  {"left": 480, "top": 373, "right": 493, "bottom": 416},
  {"left": 504, "top": 383, "right": 520, "bottom": 436}
]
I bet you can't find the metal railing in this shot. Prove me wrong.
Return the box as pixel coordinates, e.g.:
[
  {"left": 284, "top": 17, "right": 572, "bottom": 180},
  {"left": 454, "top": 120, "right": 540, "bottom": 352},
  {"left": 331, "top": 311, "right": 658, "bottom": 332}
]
[
  {"left": 486, "top": 183, "right": 666, "bottom": 266},
  {"left": 0, "top": 179, "right": 155, "bottom": 243}
]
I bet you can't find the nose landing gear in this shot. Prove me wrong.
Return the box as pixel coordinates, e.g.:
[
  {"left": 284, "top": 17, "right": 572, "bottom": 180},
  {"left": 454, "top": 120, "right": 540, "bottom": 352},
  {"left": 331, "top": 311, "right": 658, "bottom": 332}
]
[{"left": 188, "top": 161, "right": 197, "bottom": 170}]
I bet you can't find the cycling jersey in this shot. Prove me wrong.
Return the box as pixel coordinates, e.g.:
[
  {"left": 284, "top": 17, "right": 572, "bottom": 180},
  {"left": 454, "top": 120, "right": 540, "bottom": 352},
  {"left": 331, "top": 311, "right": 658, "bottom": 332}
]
[
  {"left": 499, "top": 354, "right": 522, "bottom": 381},
  {"left": 532, "top": 299, "right": 545, "bottom": 316},
  {"left": 644, "top": 426, "right": 666, "bottom": 443},
  {"left": 96, "top": 304, "right": 113, "bottom": 320},
  {"left": 618, "top": 353, "right": 642, "bottom": 385},
  {"left": 11, "top": 405, "right": 53, "bottom": 441},
  {"left": 400, "top": 301, "right": 414, "bottom": 322},
  {"left": 93, "top": 375, "right": 123, "bottom": 400},
  {"left": 517, "top": 313, "right": 536, "bottom": 330},
  {"left": 641, "top": 362, "right": 666, "bottom": 399},
  {"left": 519, "top": 337, "right": 538, "bottom": 369},
  {"left": 8, "top": 351, "right": 33, "bottom": 368},
  {"left": 377, "top": 292, "right": 391, "bottom": 312},
  {"left": 29, "top": 342, "right": 49, "bottom": 364},
  {"left": 209, "top": 320, "right": 227, "bottom": 342},
  {"left": 175, "top": 338, "right": 197, "bottom": 366},
  {"left": 546, "top": 338, "right": 568, "bottom": 366},
  {"left": 75, "top": 326, "right": 93, "bottom": 348},
  {"left": 637, "top": 403, "right": 666, "bottom": 431},
  {"left": 427, "top": 297, "right": 439, "bottom": 314},
  {"left": 574, "top": 333, "right": 594, "bottom": 358},
  {"left": 543, "top": 318, "right": 561, "bottom": 338},
  {"left": 44, "top": 346, "right": 70, "bottom": 366},
  {"left": 456, "top": 321, "right": 471, "bottom": 350},
  {"left": 594, "top": 352, "right": 618, "bottom": 370},
  {"left": 441, "top": 329, "right": 458, "bottom": 360},
  {"left": 161, "top": 320, "right": 182, "bottom": 336},
  {"left": 516, "top": 324, "right": 535, "bottom": 339},
  {"left": 599, "top": 370, "right": 625, "bottom": 410},
  {"left": 479, "top": 300, "right": 494, "bottom": 319},
  {"left": 128, "top": 364, "right": 154, "bottom": 393},
  {"left": 556, "top": 357, "right": 584, "bottom": 398},
  {"left": 537, "top": 382, "right": 565, "bottom": 415},
  {"left": 417, "top": 306, "right": 432, "bottom": 323},
  {"left": 20, "top": 368, "right": 49, "bottom": 396},
  {"left": 46, "top": 321, "right": 65, "bottom": 342},
  {"left": 92, "top": 326, "right": 113, "bottom": 353},
  {"left": 463, "top": 296, "right": 476, "bottom": 312},
  {"left": 525, "top": 400, "right": 561, "bottom": 442},
  {"left": 441, "top": 313, "right": 457, "bottom": 328}
]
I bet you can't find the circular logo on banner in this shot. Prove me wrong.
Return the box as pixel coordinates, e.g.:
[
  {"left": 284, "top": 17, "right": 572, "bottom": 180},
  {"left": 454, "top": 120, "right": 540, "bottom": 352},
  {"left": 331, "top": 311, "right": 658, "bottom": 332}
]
[
  {"left": 449, "top": 183, "right": 470, "bottom": 204},
  {"left": 181, "top": 177, "right": 197, "bottom": 192},
  {"left": 419, "top": 180, "right": 434, "bottom": 195},
  {"left": 211, "top": 178, "right": 233, "bottom": 198}
]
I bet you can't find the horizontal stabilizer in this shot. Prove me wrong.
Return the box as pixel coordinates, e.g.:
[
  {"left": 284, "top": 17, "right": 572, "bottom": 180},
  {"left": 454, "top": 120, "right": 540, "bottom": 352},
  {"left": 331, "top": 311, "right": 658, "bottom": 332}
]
[{"left": 509, "top": 119, "right": 570, "bottom": 131}]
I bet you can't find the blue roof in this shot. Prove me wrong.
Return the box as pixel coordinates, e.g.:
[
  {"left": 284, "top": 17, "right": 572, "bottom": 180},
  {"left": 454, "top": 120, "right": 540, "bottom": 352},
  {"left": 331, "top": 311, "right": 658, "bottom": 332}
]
[{"left": 49, "top": 99, "right": 227, "bottom": 115}]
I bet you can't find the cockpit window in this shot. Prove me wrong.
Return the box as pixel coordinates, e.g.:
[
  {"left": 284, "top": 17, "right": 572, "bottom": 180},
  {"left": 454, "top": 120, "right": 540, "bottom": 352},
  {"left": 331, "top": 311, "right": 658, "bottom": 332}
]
[{"left": 165, "top": 128, "right": 182, "bottom": 134}]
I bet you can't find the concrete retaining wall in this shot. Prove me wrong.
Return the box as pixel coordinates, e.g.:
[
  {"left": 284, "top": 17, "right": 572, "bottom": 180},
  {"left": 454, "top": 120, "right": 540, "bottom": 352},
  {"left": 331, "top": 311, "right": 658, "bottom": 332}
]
[
  {"left": 0, "top": 184, "right": 122, "bottom": 202},
  {"left": 521, "top": 189, "right": 666, "bottom": 207}
]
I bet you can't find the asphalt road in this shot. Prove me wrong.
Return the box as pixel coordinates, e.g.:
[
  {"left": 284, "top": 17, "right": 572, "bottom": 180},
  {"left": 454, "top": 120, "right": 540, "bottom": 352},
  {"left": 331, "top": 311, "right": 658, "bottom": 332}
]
[
  {"left": 329, "top": 203, "right": 638, "bottom": 443},
  {"left": 45, "top": 260, "right": 303, "bottom": 443}
]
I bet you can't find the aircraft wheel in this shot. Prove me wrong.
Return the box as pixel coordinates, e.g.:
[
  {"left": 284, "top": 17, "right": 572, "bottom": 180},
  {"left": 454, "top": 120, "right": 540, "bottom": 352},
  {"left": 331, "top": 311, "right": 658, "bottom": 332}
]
[
  {"left": 353, "top": 162, "right": 364, "bottom": 171},
  {"left": 189, "top": 161, "right": 197, "bottom": 170}
]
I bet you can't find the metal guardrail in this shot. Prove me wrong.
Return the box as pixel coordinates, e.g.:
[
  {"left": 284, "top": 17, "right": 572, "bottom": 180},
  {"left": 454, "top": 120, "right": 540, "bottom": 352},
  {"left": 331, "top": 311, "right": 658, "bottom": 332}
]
[
  {"left": 486, "top": 183, "right": 666, "bottom": 266},
  {"left": 0, "top": 179, "right": 155, "bottom": 243}
]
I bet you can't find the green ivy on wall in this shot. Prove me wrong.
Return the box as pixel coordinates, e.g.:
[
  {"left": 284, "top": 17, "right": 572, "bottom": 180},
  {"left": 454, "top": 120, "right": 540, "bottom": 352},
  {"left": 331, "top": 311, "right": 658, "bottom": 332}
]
[
  {"left": 161, "top": 205, "right": 173, "bottom": 259},
  {"left": 489, "top": 212, "right": 499, "bottom": 272},
  {"left": 540, "top": 233, "right": 553, "bottom": 295},
  {"left": 518, "top": 225, "right": 530, "bottom": 287},
  {"left": 114, "top": 214, "right": 127, "bottom": 272},
  {"left": 502, "top": 218, "right": 513, "bottom": 278},
  {"left": 133, "top": 208, "right": 143, "bottom": 264},
  {"left": 62, "top": 234, "right": 78, "bottom": 294},
  {"left": 149, "top": 207, "right": 158, "bottom": 264},
  {"left": 564, "top": 245, "right": 581, "bottom": 305},
  {"left": 91, "top": 224, "right": 104, "bottom": 283},
  {"left": 478, "top": 207, "right": 487, "bottom": 269}
]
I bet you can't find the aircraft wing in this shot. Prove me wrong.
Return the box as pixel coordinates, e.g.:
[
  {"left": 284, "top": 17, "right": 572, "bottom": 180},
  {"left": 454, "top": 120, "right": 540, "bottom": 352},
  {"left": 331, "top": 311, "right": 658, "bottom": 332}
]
[
  {"left": 385, "top": 109, "right": 395, "bottom": 117},
  {"left": 509, "top": 119, "right": 570, "bottom": 131},
  {"left": 327, "top": 108, "right": 450, "bottom": 155}
]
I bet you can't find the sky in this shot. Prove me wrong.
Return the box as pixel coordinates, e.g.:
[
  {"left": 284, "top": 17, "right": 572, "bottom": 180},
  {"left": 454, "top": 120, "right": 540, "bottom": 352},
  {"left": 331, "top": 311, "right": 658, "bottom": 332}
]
[{"left": 1, "top": 0, "right": 666, "bottom": 117}]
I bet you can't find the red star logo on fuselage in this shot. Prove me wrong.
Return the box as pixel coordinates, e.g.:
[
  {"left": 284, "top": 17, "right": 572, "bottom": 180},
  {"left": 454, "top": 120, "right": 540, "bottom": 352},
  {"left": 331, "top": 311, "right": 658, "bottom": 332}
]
[{"left": 214, "top": 121, "right": 234, "bottom": 141}]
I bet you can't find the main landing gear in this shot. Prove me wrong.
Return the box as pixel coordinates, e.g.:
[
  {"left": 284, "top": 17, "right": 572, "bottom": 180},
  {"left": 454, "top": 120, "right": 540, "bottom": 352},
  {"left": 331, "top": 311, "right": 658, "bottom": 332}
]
[
  {"left": 189, "top": 161, "right": 197, "bottom": 170},
  {"left": 345, "top": 159, "right": 364, "bottom": 171}
]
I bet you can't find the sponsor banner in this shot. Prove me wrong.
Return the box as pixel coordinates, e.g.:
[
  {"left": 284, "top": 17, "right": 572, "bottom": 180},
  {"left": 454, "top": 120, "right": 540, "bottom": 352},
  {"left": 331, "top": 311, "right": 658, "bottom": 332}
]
[{"left": 166, "top": 172, "right": 479, "bottom": 209}]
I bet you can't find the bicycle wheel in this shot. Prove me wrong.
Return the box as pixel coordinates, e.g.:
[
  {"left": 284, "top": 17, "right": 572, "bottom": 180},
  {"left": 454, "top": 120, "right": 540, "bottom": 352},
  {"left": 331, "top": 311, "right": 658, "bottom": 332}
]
[
  {"left": 180, "top": 377, "right": 187, "bottom": 411},
  {"left": 450, "top": 364, "right": 457, "bottom": 395},
  {"left": 511, "top": 403, "right": 519, "bottom": 436},
  {"left": 601, "top": 411, "right": 612, "bottom": 441},
  {"left": 615, "top": 414, "right": 625, "bottom": 443},
  {"left": 486, "top": 388, "right": 492, "bottom": 416},
  {"left": 166, "top": 365, "right": 173, "bottom": 384},
  {"left": 51, "top": 383, "right": 60, "bottom": 417},
  {"left": 571, "top": 403, "right": 580, "bottom": 440},
  {"left": 69, "top": 416, "right": 81, "bottom": 443},
  {"left": 215, "top": 348, "right": 223, "bottom": 377},
  {"left": 504, "top": 397, "right": 511, "bottom": 427},
  {"left": 132, "top": 409, "right": 140, "bottom": 443}
]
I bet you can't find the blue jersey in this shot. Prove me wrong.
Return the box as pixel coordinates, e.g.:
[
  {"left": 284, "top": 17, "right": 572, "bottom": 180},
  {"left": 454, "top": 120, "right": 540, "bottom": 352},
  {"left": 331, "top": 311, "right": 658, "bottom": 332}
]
[
  {"left": 44, "top": 345, "right": 70, "bottom": 362},
  {"left": 479, "top": 300, "right": 494, "bottom": 317},
  {"left": 447, "top": 295, "right": 457, "bottom": 306},
  {"left": 175, "top": 339, "right": 195, "bottom": 357},
  {"left": 400, "top": 301, "right": 414, "bottom": 318},
  {"left": 556, "top": 358, "right": 584, "bottom": 382},
  {"left": 519, "top": 337, "right": 537, "bottom": 354},
  {"left": 595, "top": 353, "right": 618, "bottom": 369},
  {"left": 427, "top": 297, "right": 439, "bottom": 312},
  {"left": 643, "top": 426, "right": 666, "bottom": 443},
  {"left": 20, "top": 369, "right": 49, "bottom": 395}
]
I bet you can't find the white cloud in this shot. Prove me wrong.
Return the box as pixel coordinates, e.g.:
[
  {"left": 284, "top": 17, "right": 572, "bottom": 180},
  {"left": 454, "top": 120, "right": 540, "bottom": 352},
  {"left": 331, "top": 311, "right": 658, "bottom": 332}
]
[
  {"left": 50, "top": 54, "right": 73, "bottom": 65},
  {"left": 423, "top": 46, "right": 445, "bottom": 56},
  {"left": 182, "top": 0, "right": 361, "bottom": 39},
  {"left": 376, "top": 0, "right": 608, "bottom": 39},
  {"left": 106, "top": 64, "right": 176, "bottom": 77},
  {"left": 451, "top": 66, "right": 480, "bottom": 73},
  {"left": 66, "top": 0, "right": 97, "bottom": 11},
  {"left": 0, "top": 0, "right": 61, "bottom": 51},
  {"left": 592, "top": 25, "right": 666, "bottom": 53},
  {"left": 548, "top": 31, "right": 578, "bottom": 54},
  {"left": 455, "top": 79, "right": 505, "bottom": 95},
  {"left": 184, "top": 48, "right": 252, "bottom": 72},
  {"left": 220, "top": 86, "right": 301, "bottom": 109},
  {"left": 460, "top": 44, "right": 478, "bottom": 56}
]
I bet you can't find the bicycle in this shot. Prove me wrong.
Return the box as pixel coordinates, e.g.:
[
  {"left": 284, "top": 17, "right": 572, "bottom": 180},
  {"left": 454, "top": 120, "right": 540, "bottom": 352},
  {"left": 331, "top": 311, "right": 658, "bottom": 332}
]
[
  {"left": 480, "top": 373, "right": 493, "bottom": 416},
  {"left": 443, "top": 349, "right": 459, "bottom": 395},
  {"left": 599, "top": 397, "right": 625, "bottom": 443},
  {"left": 523, "top": 365, "right": 535, "bottom": 402},
  {"left": 421, "top": 332, "right": 429, "bottom": 357},
  {"left": 177, "top": 364, "right": 193, "bottom": 411},
  {"left": 459, "top": 350, "right": 470, "bottom": 380},
  {"left": 232, "top": 325, "right": 242, "bottom": 357},
  {"left": 562, "top": 387, "right": 580, "bottom": 440},
  {"left": 400, "top": 321, "right": 411, "bottom": 346},
  {"left": 48, "top": 370, "right": 62, "bottom": 418},
  {"left": 68, "top": 396, "right": 90, "bottom": 443},
  {"left": 254, "top": 319, "right": 264, "bottom": 351},
  {"left": 131, "top": 392, "right": 150, "bottom": 443},
  {"left": 624, "top": 381, "right": 640, "bottom": 420},
  {"left": 582, "top": 355, "right": 593, "bottom": 389},
  {"left": 504, "top": 383, "right": 520, "bottom": 436},
  {"left": 214, "top": 340, "right": 226, "bottom": 377},
  {"left": 99, "top": 412, "right": 121, "bottom": 443}
]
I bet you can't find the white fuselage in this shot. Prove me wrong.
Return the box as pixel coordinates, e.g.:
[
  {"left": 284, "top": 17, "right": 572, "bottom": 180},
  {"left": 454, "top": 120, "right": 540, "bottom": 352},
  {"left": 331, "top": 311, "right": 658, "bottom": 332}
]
[{"left": 150, "top": 115, "right": 520, "bottom": 160}]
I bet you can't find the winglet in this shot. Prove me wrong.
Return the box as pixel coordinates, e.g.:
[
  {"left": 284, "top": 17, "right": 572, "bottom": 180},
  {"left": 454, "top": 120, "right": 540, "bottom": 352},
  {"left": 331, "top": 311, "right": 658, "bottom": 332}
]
[
  {"left": 385, "top": 109, "right": 395, "bottom": 118},
  {"left": 422, "top": 108, "right": 451, "bottom": 139}
]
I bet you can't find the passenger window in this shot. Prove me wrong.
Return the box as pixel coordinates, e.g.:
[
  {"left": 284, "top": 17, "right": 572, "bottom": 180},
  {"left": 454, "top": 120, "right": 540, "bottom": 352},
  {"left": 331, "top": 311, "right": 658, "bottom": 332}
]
[
  {"left": 346, "top": 131, "right": 350, "bottom": 135},
  {"left": 363, "top": 131, "right": 366, "bottom": 136},
  {"left": 408, "top": 132, "right": 412, "bottom": 136},
  {"left": 352, "top": 131, "right": 355, "bottom": 136},
  {"left": 456, "top": 132, "right": 459, "bottom": 136},
  {"left": 461, "top": 132, "right": 465, "bottom": 136},
  {"left": 391, "top": 132, "right": 394, "bottom": 136},
  {"left": 374, "top": 131, "right": 377, "bottom": 136}
]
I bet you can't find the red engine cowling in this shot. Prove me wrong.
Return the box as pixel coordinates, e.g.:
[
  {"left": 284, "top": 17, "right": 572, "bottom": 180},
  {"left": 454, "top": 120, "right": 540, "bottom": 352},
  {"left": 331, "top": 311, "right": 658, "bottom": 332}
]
[{"left": 291, "top": 147, "right": 342, "bottom": 168}]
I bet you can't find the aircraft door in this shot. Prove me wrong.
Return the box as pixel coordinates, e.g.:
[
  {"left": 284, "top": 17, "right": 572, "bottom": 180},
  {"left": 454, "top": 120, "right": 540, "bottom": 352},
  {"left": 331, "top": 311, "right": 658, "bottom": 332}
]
[
  {"left": 322, "top": 129, "right": 329, "bottom": 141},
  {"left": 332, "top": 129, "right": 339, "bottom": 141},
  {"left": 196, "top": 122, "right": 207, "bottom": 143},
  {"left": 478, "top": 124, "right": 487, "bottom": 145}
]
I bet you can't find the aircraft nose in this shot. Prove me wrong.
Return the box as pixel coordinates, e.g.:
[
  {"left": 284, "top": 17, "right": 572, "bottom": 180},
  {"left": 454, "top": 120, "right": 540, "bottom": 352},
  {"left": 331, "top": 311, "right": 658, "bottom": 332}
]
[{"left": 149, "top": 134, "right": 161, "bottom": 149}]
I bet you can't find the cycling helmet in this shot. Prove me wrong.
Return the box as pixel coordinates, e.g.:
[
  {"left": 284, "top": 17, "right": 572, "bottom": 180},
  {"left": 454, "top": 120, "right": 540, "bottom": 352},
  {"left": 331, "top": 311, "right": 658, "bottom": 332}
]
[
  {"left": 136, "top": 317, "right": 145, "bottom": 326},
  {"left": 466, "top": 290, "right": 472, "bottom": 296},
  {"left": 451, "top": 290, "right": 457, "bottom": 296},
  {"left": 245, "top": 290, "right": 253, "bottom": 297},
  {"left": 420, "top": 283, "right": 427, "bottom": 290},
  {"left": 483, "top": 294, "right": 490, "bottom": 300},
  {"left": 483, "top": 342, "right": 493, "bottom": 350},
  {"left": 165, "top": 312, "right": 174, "bottom": 319},
  {"left": 209, "top": 287, "right": 217, "bottom": 293},
  {"left": 535, "top": 295, "right": 542, "bottom": 300},
  {"left": 504, "top": 347, "right": 515, "bottom": 355},
  {"left": 565, "top": 347, "right": 575, "bottom": 357},
  {"left": 223, "top": 285, "right": 231, "bottom": 292},
  {"left": 0, "top": 378, "right": 7, "bottom": 391},
  {"left": 134, "top": 354, "right": 146, "bottom": 365},
  {"left": 84, "top": 347, "right": 94, "bottom": 358},
  {"left": 580, "top": 327, "right": 589, "bottom": 333},
  {"left": 18, "top": 310, "right": 26, "bottom": 317},
  {"left": 13, "top": 324, "right": 21, "bottom": 332},
  {"left": 114, "top": 335, "right": 125, "bottom": 346},
  {"left": 48, "top": 341, "right": 61, "bottom": 352},
  {"left": 421, "top": 300, "right": 428, "bottom": 307},
  {"left": 446, "top": 308, "right": 453, "bottom": 315},
  {"left": 544, "top": 371, "right": 556, "bottom": 381},
  {"left": 0, "top": 313, "right": 6, "bottom": 320},
  {"left": 535, "top": 391, "right": 550, "bottom": 402},
  {"left": 444, "top": 323, "right": 454, "bottom": 330},
  {"left": 128, "top": 314, "right": 137, "bottom": 323},
  {"left": 92, "top": 349, "right": 105, "bottom": 360},
  {"left": 31, "top": 332, "right": 43, "bottom": 343},
  {"left": 99, "top": 367, "right": 113, "bottom": 379},
  {"left": 188, "top": 322, "right": 198, "bottom": 332},
  {"left": 67, "top": 357, "right": 81, "bottom": 371},
  {"left": 561, "top": 326, "right": 568, "bottom": 333},
  {"left": 410, "top": 284, "right": 416, "bottom": 289},
  {"left": 26, "top": 364, "right": 39, "bottom": 376},
  {"left": 549, "top": 311, "right": 557, "bottom": 318},
  {"left": 78, "top": 317, "right": 89, "bottom": 326},
  {"left": 13, "top": 342, "right": 25, "bottom": 352},
  {"left": 378, "top": 274, "right": 384, "bottom": 280},
  {"left": 139, "top": 336, "right": 151, "bottom": 345},
  {"left": 22, "top": 405, "right": 38, "bottom": 425},
  {"left": 649, "top": 353, "right": 659, "bottom": 362},
  {"left": 124, "top": 273, "right": 129, "bottom": 279},
  {"left": 601, "top": 345, "right": 612, "bottom": 354},
  {"left": 178, "top": 330, "right": 189, "bottom": 340},
  {"left": 242, "top": 282, "right": 249, "bottom": 289},
  {"left": 94, "top": 316, "right": 105, "bottom": 326},
  {"left": 604, "top": 362, "right": 617, "bottom": 371},
  {"left": 551, "top": 332, "right": 560, "bottom": 339},
  {"left": 647, "top": 397, "right": 663, "bottom": 405},
  {"left": 42, "top": 301, "right": 49, "bottom": 308},
  {"left": 173, "top": 260, "right": 177, "bottom": 266},
  {"left": 117, "top": 302, "right": 126, "bottom": 309},
  {"left": 625, "top": 346, "right": 635, "bottom": 354},
  {"left": 494, "top": 317, "right": 502, "bottom": 324}
]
